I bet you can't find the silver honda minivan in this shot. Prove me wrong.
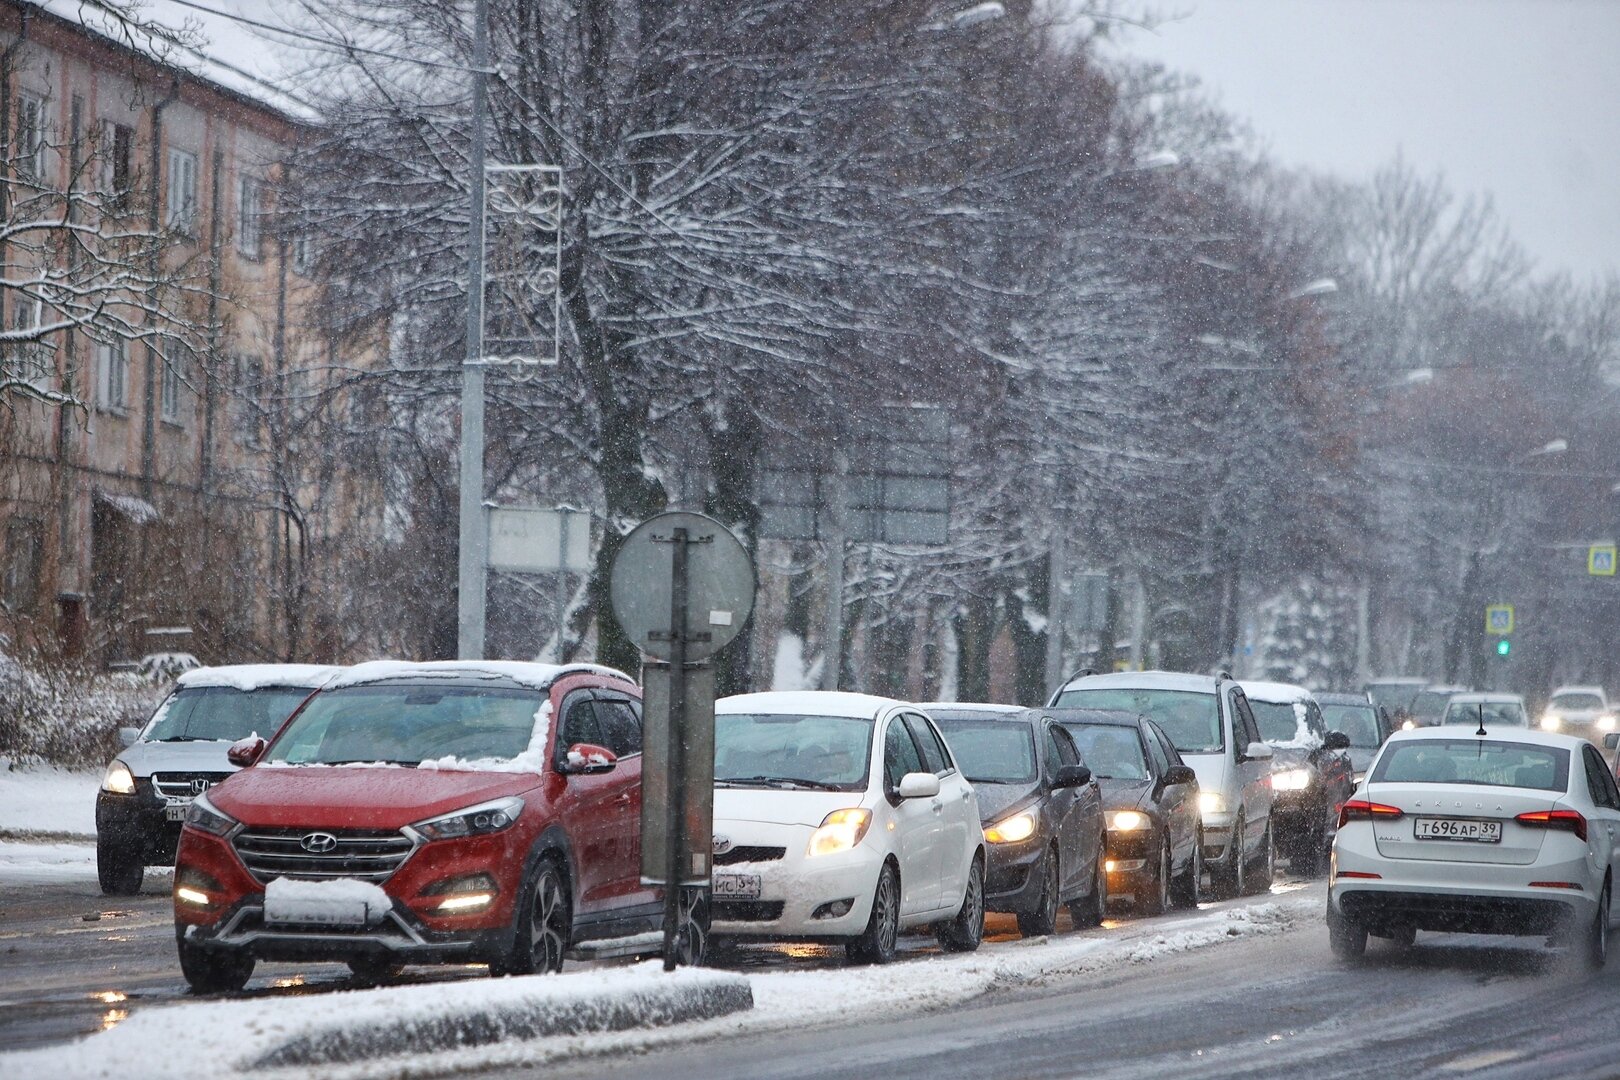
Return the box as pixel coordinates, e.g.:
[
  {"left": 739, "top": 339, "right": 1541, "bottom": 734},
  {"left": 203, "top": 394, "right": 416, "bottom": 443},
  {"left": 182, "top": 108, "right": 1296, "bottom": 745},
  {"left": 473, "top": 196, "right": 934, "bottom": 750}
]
[{"left": 1050, "top": 670, "right": 1274, "bottom": 899}]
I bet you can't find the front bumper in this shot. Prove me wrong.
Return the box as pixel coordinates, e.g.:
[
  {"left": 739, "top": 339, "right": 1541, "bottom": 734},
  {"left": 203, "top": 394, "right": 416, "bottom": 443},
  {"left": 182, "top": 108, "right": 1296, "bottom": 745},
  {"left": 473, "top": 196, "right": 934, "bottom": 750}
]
[
  {"left": 983, "top": 836, "right": 1047, "bottom": 914},
  {"left": 97, "top": 785, "right": 182, "bottom": 864},
  {"left": 708, "top": 821, "right": 884, "bottom": 939},
  {"left": 1269, "top": 792, "right": 1322, "bottom": 846},
  {"left": 180, "top": 895, "right": 511, "bottom": 964}
]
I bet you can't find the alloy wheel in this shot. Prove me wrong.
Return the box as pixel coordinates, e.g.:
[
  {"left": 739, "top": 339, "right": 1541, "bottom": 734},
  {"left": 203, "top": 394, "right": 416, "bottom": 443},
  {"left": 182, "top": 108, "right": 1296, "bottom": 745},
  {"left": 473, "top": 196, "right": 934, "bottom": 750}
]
[{"left": 528, "top": 866, "right": 568, "bottom": 973}]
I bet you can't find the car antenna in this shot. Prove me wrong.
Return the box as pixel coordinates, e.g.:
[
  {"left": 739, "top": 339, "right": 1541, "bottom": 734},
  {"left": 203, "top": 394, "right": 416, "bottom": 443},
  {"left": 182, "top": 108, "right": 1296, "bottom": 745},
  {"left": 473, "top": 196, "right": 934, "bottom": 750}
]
[{"left": 1476, "top": 702, "right": 1488, "bottom": 750}]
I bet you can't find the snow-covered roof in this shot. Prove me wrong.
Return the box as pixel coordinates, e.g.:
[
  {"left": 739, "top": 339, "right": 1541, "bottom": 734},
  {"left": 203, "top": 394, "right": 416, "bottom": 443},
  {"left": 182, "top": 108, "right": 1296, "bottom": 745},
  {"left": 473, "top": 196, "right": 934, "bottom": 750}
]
[
  {"left": 1058, "top": 670, "right": 1222, "bottom": 694},
  {"left": 1387, "top": 725, "right": 1592, "bottom": 751},
  {"left": 177, "top": 663, "right": 342, "bottom": 690},
  {"left": 326, "top": 660, "right": 635, "bottom": 692},
  {"left": 717, "top": 690, "right": 906, "bottom": 719},
  {"left": 1550, "top": 685, "right": 1606, "bottom": 699},
  {"left": 32, "top": 0, "right": 318, "bottom": 123},
  {"left": 917, "top": 702, "right": 1022, "bottom": 714},
  {"left": 1238, "top": 680, "right": 1314, "bottom": 704},
  {"left": 1446, "top": 693, "right": 1526, "bottom": 705}
]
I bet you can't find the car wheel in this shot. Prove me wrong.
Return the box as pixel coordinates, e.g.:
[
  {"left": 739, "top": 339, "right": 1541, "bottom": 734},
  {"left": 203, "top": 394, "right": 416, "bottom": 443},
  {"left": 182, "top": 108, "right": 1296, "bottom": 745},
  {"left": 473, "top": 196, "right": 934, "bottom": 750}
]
[
  {"left": 673, "top": 887, "right": 709, "bottom": 967},
  {"left": 1146, "top": 836, "right": 1171, "bottom": 916},
  {"left": 1067, "top": 845, "right": 1107, "bottom": 928},
  {"left": 1587, "top": 881, "right": 1610, "bottom": 970},
  {"left": 848, "top": 862, "right": 900, "bottom": 964},
  {"left": 495, "top": 857, "right": 570, "bottom": 976},
  {"left": 938, "top": 855, "right": 986, "bottom": 952},
  {"left": 97, "top": 837, "right": 143, "bottom": 896},
  {"left": 1326, "top": 894, "right": 1367, "bottom": 961},
  {"left": 1244, "top": 818, "right": 1275, "bottom": 896},
  {"left": 1209, "top": 814, "right": 1244, "bottom": 900},
  {"left": 1170, "top": 828, "right": 1202, "bottom": 909},
  {"left": 347, "top": 956, "right": 406, "bottom": 983},
  {"left": 176, "top": 928, "right": 255, "bottom": 994},
  {"left": 1017, "top": 848, "right": 1060, "bottom": 938}
]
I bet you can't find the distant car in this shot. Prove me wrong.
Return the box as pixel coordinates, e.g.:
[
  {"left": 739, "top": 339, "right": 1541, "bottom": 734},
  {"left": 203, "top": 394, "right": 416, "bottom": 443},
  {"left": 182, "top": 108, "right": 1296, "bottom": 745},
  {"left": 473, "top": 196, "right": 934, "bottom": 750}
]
[
  {"left": 1240, "top": 681, "right": 1354, "bottom": 877},
  {"left": 96, "top": 664, "right": 341, "bottom": 896},
  {"left": 1049, "top": 709, "right": 1202, "bottom": 913},
  {"left": 1050, "top": 671, "right": 1275, "bottom": 900},
  {"left": 1329, "top": 727, "right": 1620, "bottom": 965},
  {"left": 1443, "top": 693, "right": 1530, "bottom": 729},
  {"left": 1363, "top": 678, "right": 1427, "bottom": 726},
  {"left": 1407, "top": 685, "right": 1470, "bottom": 728},
  {"left": 708, "top": 692, "right": 986, "bottom": 963},
  {"left": 1541, "top": 686, "right": 1614, "bottom": 742},
  {"left": 927, "top": 705, "right": 1107, "bottom": 935},
  {"left": 1316, "top": 692, "right": 1393, "bottom": 787}
]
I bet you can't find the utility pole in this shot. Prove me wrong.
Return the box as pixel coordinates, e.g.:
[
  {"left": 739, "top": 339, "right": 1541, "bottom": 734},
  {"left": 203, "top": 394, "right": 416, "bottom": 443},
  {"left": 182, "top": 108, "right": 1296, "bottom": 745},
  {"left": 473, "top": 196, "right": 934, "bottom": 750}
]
[
  {"left": 819, "top": 454, "right": 847, "bottom": 691},
  {"left": 456, "top": 0, "right": 490, "bottom": 660},
  {"left": 1043, "top": 530, "right": 1066, "bottom": 696}
]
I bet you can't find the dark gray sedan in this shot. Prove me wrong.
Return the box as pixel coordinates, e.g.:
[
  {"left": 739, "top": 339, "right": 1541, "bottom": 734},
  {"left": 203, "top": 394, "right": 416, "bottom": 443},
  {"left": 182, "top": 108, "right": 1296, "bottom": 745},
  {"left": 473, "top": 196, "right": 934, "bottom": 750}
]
[{"left": 926, "top": 705, "right": 1107, "bottom": 937}]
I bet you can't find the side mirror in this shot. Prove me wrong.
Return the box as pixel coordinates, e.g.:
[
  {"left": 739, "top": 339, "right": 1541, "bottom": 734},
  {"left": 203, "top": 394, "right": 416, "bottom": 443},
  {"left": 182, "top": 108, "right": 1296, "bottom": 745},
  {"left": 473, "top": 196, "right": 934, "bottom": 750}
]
[
  {"left": 1324, "top": 731, "right": 1351, "bottom": 751},
  {"left": 226, "top": 736, "right": 267, "bottom": 768},
  {"left": 1054, "top": 764, "right": 1091, "bottom": 788},
  {"left": 897, "top": 771, "right": 941, "bottom": 799},
  {"left": 562, "top": 743, "right": 618, "bottom": 774},
  {"left": 118, "top": 726, "right": 141, "bottom": 748},
  {"left": 1164, "top": 764, "right": 1198, "bottom": 786},
  {"left": 1242, "top": 742, "right": 1274, "bottom": 763},
  {"left": 1605, "top": 733, "right": 1620, "bottom": 751}
]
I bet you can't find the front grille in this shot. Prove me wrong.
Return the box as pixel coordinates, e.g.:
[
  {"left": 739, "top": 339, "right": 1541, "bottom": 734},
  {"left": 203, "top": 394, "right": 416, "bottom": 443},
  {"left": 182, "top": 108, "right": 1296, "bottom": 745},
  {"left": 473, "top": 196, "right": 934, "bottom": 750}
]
[
  {"left": 712, "top": 900, "right": 785, "bottom": 922},
  {"left": 153, "top": 772, "right": 232, "bottom": 799},
  {"left": 232, "top": 827, "right": 415, "bottom": 884},
  {"left": 713, "top": 846, "right": 786, "bottom": 866}
]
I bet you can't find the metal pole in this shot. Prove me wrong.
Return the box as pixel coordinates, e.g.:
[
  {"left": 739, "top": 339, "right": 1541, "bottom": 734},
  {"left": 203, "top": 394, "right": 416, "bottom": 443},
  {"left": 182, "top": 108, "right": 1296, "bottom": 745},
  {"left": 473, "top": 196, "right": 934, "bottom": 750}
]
[
  {"left": 820, "top": 457, "right": 847, "bottom": 691},
  {"left": 1354, "top": 579, "right": 1372, "bottom": 686},
  {"left": 1129, "top": 570, "right": 1148, "bottom": 672},
  {"left": 456, "top": 0, "right": 491, "bottom": 660},
  {"left": 1043, "top": 530, "right": 1066, "bottom": 698},
  {"left": 662, "top": 527, "right": 690, "bottom": 970},
  {"left": 554, "top": 510, "right": 571, "bottom": 662}
]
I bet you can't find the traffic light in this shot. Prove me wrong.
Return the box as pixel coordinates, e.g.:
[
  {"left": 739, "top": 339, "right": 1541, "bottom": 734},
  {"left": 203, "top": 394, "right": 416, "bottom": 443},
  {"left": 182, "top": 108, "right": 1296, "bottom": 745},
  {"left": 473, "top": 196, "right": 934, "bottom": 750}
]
[{"left": 1496, "top": 639, "right": 1511, "bottom": 656}]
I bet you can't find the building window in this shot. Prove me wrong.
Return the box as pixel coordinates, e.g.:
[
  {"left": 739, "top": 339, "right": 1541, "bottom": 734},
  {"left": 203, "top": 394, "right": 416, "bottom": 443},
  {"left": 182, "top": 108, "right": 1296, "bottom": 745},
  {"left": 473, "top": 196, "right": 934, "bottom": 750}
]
[
  {"left": 97, "top": 338, "right": 128, "bottom": 412},
  {"left": 3, "top": 518, "right": 43, "bottom": 614},
  {"left": 236, "top": 176, "right": 262, "bottom": 258},
  {"left": 101, "top": 121, "right": 134, "bottom": 210},
  {"left": 160, "top": 337, "right": 191, "bottom": 425},
  {"left": 230, "top": 353, "right": 262, "bottom": 446},
  {"left": 291, "top": 234, "right": 312, "bottom": 275},
  {"left": 7, "top": 293, "right": 51, "bottom": 389},
  {"left": 17, "top": 94, "right": 46, "bottom": 181},
  {"left": 166, "top": 148, "right": 198, "bottom": 233}
]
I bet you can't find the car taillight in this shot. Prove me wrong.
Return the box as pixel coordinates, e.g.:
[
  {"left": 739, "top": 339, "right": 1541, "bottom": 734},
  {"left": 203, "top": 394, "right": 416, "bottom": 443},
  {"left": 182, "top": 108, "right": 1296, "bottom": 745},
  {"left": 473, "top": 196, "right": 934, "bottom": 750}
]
[
  {"left": 1515, "top": 808, "right": 1587, "bottom": 842},
  {"left": 1338, "top": 799, "right": 1404, "bottom": 828}
]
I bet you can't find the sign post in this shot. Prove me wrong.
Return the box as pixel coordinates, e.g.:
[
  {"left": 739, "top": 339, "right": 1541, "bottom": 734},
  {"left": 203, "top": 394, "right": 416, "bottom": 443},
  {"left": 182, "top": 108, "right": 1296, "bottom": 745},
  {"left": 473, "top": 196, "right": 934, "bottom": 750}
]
[{"left": 609, "top": 512, "right": 754, "bottom": 970}]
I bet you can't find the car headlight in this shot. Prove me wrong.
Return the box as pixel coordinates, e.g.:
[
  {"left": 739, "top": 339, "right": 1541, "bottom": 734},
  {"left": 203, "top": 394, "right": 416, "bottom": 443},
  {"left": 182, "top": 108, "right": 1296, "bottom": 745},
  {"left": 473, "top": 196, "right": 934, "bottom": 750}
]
[
  {"left": 1540, "top": 713, "right": 1562, "bottom": 732},
  {"left": 101, "top": 760, "right": 135, "bottom": 795},
  {"left": 1271, "top": 768, "right": 1312, "bottom": 792},
  {"left": 984, "top": 811, "right": 1038, "bottom": 844},
  {"left": 411, "top": 796, "right": 525, "bottom": 842},
  {"left": 1106, "top": 810, "right": 1148, "bottom": 832},
  {"left": 1400, "top": 720, "right": 1415, "bottom": 731},
  {"left": 1598, "top": 715, "right": 1617, "bottom": 732},
  {"left": 1197, "top": 791, "right": 1227, "bottom": 817},
  {"left": 807, "top": 808, "right": 872, "bottom": 857},
  {"left": 184, "top": 792, "right": 238, "bottom": 837}
]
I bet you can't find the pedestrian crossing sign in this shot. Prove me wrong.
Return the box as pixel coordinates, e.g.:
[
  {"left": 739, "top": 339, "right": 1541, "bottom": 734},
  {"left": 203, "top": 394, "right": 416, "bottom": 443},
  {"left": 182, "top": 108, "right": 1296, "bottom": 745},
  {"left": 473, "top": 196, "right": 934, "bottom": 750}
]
[
  {"left": 1590, "top": 545, "right": 1617, "bottom": 576},
  {"left": 1485, "top": 605, "right": 1514, "bottom": 635}
]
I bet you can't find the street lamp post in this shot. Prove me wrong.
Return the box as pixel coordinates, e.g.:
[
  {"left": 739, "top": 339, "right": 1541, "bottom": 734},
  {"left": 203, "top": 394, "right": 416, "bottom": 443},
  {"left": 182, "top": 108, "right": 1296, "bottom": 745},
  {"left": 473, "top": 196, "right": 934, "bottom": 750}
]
[{"left": 457, "top": 0, "right": 491, "bottom": 660}]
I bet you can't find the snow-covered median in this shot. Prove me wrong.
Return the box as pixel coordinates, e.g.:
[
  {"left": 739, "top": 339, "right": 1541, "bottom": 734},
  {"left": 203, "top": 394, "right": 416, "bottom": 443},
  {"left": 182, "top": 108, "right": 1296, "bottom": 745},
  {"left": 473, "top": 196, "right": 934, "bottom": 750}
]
[
  {"left": 0, "top": 839, "right": 98, "bottom": 882},
  {"left": 0, "top": 763, "right": 101, "bottom": 837}
]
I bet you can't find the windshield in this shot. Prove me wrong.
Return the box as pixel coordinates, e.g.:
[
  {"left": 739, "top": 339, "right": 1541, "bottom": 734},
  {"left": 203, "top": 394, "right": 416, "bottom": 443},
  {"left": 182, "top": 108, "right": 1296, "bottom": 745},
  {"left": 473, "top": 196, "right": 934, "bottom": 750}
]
[
  {"left": 1249, "top": 700, "right": 1314, "bottom": 745},
  {"left": 714, "top": 713, "right": 872, "bottom": 791},
  {"left": 1442, "top": 702, "right": 1528, "bottom": 727},
  {"left": 1067, "top": 725, "right": 1149, "bottom": 781},
  {"left": 1371, "top": 739, "right": 1569, "bottom": 792},
  {"left": 264, "top": 684, "right": 546, "bottom": 766},
  {"left": 144, "top": 685, "right": 312, "bottom": 743},
  {"left": 1055, "top": 688, "right": 1222, "bottom": 754},
  {"left": 1551, "top": 693, "right": 1604, "bottom": 711},
  {"left": 1408, "top": 691, "right": 1453, "bottom": 720},
  {"left": 1321, "top": 704, "right": 1382, "bottom": 747},
  {"left": 1366, "top": 682, "right": 1423, "bottom": 713},
  {"left": 932, "top": 719, "right": 1036, "bottom": 784}
]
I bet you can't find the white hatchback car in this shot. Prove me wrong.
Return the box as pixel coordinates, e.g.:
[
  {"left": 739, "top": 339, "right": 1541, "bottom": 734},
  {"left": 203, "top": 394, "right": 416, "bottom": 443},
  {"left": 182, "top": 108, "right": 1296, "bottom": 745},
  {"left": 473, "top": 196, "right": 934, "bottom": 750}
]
[
  {"left": 709, "top": 691, "right": 986, "bottom": 963},
  {"left": 1329, "top": 726, "right": 1620, "bottom": 965}
]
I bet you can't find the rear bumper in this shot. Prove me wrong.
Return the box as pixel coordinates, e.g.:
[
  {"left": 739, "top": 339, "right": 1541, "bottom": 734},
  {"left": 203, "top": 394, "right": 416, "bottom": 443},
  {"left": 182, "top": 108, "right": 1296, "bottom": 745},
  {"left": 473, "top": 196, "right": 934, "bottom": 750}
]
[{"left": 1331, "top": 888, "right": 1580, "bottom": 935}]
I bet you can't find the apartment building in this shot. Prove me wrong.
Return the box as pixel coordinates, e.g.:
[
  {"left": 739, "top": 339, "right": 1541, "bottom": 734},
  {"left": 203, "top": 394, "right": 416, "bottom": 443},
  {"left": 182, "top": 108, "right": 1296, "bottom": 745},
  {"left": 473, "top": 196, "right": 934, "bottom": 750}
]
[{"left": 0, "top": 0, "right": 384, "bottom": 665}]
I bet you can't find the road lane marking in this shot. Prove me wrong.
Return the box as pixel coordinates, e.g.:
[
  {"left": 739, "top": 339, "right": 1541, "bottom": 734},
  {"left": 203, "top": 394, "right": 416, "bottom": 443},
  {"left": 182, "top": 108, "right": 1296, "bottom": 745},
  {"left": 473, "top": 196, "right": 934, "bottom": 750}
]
[{"left": 1441, "top": 1050, "right": 1525, "bottom": 1072}]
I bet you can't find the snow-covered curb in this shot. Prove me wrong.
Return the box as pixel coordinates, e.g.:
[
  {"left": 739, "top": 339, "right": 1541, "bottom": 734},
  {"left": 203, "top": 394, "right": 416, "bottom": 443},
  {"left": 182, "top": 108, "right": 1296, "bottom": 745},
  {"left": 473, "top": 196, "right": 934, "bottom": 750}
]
[{"left": 0, "top": 965, "right": 753, "bottom": 1078}]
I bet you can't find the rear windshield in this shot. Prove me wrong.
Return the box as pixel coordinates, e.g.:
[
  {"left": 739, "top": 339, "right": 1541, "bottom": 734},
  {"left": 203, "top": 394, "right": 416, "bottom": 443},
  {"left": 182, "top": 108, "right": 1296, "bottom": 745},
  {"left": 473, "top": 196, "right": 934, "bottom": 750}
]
[
  {"left": 1408, "top": 691, "right": 1454, "bottom": 720},
  {"left": 1066, "top": 725, "right": 1149, "bottom": 781},
  {"left": 932, "top": 719, "right": 1036, "bottom": 784},
  {"left": 1371, "top": 739, "right": 1570, "bottom": 792},
  {"left": 1054, "top": 688, "right": 1222, "bottom": 754},
  {"left": 1321, "top": 704, "right": 1382, "bottom": 748},
  {"left": 265, "top": 684, "right": 547, "bottom": 766},
  {"left": 1442, "top": 702, "right": 1527, "bottom": 728},
  {"left": 144, "top": 685, "right": 312, "bottom": 743},
  {"left": 714, "top": 713, "right": 873, "bottom": 791},
  {"left": 1551, "top": 693, "right": 1604, "bottom": 711}
]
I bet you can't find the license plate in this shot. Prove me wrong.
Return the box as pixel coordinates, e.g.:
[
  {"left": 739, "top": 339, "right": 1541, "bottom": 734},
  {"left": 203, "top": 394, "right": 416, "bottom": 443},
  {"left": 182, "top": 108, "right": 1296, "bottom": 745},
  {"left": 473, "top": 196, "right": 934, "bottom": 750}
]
[
  {"left": 264, "top": 895, "right": 371, "bottom": 928},
  {"left": 1414, "top": 817, "right": 1502, "bottom": 843},
  {"left": 164, "top": 800, "right": 191, "bottom": 822},
  {"left": 712, "top": 872, "right": 762, "bottom": 900}
]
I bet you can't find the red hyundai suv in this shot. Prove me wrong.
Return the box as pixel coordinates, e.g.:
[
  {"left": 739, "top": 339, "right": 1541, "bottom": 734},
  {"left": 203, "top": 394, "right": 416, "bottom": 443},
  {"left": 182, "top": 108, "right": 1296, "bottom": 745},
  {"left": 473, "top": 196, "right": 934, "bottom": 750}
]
[{"left": 172, "top": 660, "right": 675, "bottom": 992}]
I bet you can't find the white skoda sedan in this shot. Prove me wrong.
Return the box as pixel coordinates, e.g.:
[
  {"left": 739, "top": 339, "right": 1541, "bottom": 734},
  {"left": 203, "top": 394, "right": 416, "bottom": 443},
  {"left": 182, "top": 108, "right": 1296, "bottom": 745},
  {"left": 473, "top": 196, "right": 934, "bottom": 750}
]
[
  {"left": 708, "top": 691, "right": 986, "bottom": 963},
  {"left": 1329, "top": 726, "right": 1620, "bottom": 965}
]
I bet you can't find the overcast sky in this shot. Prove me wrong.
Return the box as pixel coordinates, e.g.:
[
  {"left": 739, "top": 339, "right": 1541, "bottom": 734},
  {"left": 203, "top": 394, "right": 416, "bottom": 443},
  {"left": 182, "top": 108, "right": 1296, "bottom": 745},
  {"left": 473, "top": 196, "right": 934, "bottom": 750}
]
[{"left": 1113, "top": 0, "right": 1620, "bottom": 281}]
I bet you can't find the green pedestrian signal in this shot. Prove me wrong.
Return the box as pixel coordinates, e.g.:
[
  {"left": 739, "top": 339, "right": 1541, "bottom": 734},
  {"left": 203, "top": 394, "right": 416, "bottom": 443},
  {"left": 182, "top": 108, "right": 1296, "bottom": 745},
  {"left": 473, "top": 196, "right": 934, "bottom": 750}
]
[{"left": 1496, "top": 639, "right": 1511, "bottom": 656}]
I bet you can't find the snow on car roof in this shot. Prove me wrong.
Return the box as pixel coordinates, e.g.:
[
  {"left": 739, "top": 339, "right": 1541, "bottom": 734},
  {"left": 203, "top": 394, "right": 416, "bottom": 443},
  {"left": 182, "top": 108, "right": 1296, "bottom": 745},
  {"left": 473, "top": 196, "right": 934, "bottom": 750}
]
[
  {"left": 326, "top": 660, "right": 634, "bottom": 691},
  {"left": 917, "top": 702, "right": 1022, "bottom": 714},
  {"left": 717, "top": 690, "right": 905, "bottom": 719},
  {"left": 177, "top": 664, "right": 343, "bottom": 691},
  {"left": 1446, "top": 693, "right": 1526, "bottom": 704},
  {"left": 1551, "top": 686, "right": 1606, "bottom": 698},
  {"left": 1057, "top": 670, "right": 1221, "bottom": 694},
  {"left": 1238, "top": 680, "right": 1314, "bottom": 704},
  {"left": 1385, "top": 725, "right": 1587, "bottom": 750}
]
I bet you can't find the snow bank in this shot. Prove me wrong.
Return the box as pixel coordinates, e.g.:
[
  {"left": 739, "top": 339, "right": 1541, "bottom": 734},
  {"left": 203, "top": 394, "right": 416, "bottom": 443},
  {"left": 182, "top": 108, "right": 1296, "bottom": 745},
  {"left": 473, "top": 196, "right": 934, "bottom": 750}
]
[
  {"left": 0, "top": 764, "right": 100, "bottom": 836},
  {"left": 0, "top": 839, "right": 97, "bottom": 882}
]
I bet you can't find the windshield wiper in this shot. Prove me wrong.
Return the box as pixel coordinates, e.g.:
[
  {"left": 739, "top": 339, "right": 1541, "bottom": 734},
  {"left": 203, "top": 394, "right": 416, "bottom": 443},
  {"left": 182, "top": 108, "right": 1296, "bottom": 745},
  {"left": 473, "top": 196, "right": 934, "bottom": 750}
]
[
  {"left": 716, "top": 775, "right": 843, "bottom": 791},
  {"left": 151, "top": 735, "right": 211, "bottom": 743},
  {"left": 318, "top": 759, "right": 419, "bottom": 767}
]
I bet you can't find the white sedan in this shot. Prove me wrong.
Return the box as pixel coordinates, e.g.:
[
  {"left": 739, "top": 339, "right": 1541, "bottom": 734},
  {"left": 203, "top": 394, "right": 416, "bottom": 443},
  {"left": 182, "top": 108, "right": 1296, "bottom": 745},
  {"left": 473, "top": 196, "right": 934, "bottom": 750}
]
[
  {"left": 708, "top": 691, "right": 986, "bottom": 963},
  {"left": 1329, "top": 726, "right": 1620, "bottom": 965}
]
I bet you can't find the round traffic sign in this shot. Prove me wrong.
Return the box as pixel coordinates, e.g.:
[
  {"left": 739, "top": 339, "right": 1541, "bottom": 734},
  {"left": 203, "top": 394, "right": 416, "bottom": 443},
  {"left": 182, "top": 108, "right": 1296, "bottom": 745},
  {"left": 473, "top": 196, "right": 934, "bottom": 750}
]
[{"left": 608, "top": 512, "right": 756, "bottom": 661}]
